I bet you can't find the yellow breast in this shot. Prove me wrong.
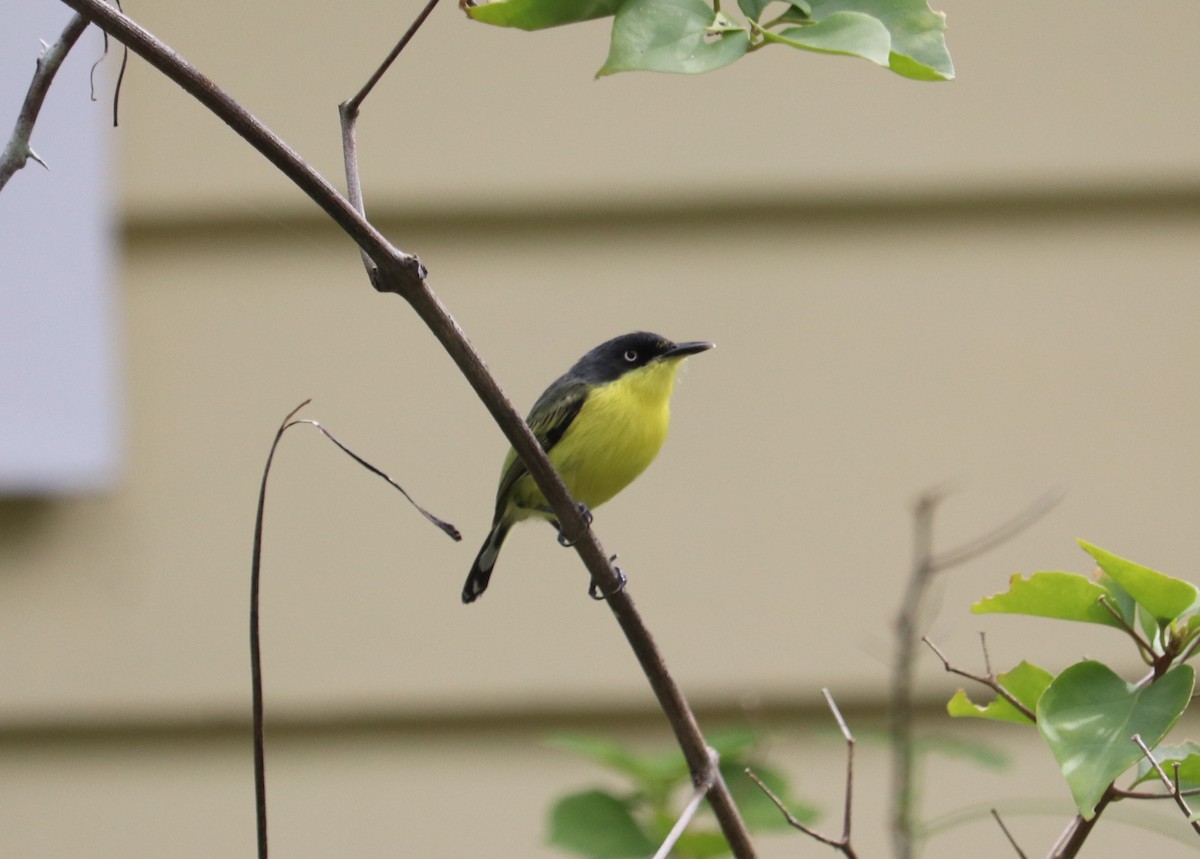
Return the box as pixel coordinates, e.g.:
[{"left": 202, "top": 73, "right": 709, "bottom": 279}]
[{"left": 515, "top": 357, "right": 684, "bottom": 514}]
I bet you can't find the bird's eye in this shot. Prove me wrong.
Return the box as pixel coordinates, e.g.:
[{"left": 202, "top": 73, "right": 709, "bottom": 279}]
[{"left": 623, "top": 350, "right": 638, "bottom": 362}]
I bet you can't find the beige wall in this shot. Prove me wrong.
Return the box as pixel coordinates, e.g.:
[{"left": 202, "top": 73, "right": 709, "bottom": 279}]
[{"left": 4, "top": 1, "right": 1200, "bottom": 856}]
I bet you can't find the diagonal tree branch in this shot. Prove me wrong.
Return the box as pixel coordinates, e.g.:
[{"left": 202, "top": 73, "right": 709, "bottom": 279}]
[
  {"left": 50, "top": 1, "right": 757, "bottom": 854},
  {"left": 0, "top": 12, "right": 90, "bottom": 191},
  {"left": 54, "top": 0, "right": 424, "bottom": 292}
]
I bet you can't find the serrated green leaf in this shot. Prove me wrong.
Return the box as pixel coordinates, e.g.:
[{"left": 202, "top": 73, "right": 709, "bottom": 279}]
[
  {"left": 1037, "top": 661, "right": 1194, "bottom": 818},
  {"left": 1131, "top": 742, "right": 1200, "bottom": 791},
  {"left": 765, "top": 12, "right": 891, "bottom": 66},
  {"left": 946, "top": 660, "right": 1052, "bottom": 725},
  {"left": 806, "top": 0, "right": 953, "bottom": 80},
  {"left": 972, "top": 572, "right": 1125, "bottom": 628},
  {"left": 467, "top": 0, "right": 625, "bottom": 29},
  {"left": 1078, "top": 540, "right": 1200, "bottom": 624},
  {"left": 598, "top": 0, "right": 750, "bottom": 77},
  {"left": 548, "top": 789, "right": 658, "bottom": 859}
]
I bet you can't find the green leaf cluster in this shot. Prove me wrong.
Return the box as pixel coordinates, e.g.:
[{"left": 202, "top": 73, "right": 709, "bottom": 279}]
[
  {"left": 466, "top": 0, "right": 954, "bottom": 79},
  {"left": 547, "top": 729, "right": 814, "bottom": 858},
  {"left": 949, "top": 540, "right": 1200, "bottom": 819}
]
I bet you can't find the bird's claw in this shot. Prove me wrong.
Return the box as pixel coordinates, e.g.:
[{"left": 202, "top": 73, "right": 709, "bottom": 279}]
[
  {"left": 589, "top": 555, "right": 627, "bottom": 600},
  {"left": 556, "top": 504, "right": 593, "bottom": 547}
]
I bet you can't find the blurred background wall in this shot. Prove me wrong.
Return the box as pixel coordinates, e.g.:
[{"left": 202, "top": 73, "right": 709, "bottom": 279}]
[{"left": 3, "top": 1, "right": 1199, "bottom": 856}]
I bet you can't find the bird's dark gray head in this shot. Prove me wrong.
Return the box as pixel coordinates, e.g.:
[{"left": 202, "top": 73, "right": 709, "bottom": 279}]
[{"left": 570, "top": 332, "right": 714, "bottom": 385}]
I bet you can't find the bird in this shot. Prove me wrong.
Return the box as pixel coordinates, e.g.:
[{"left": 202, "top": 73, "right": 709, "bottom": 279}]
[{"left": 462, "top": 331, "right": 713, "bottom": 603}]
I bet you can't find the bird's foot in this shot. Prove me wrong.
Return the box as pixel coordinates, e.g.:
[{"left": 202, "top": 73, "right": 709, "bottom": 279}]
[
  {"left": 556, "top": 504, "right": 593, "bottom": 547},
  {"left": 589, "top": 555, "right": 627, "bottom": 600}
]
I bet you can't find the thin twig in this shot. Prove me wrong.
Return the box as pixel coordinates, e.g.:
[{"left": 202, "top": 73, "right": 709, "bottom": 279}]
[
  {"left": 250, "top": 400, "right": 311, "bottom": 859},
  {"left": 989, "top": 808, "right": 1027, "bottom": 858},
  {"left": 249, "top": 401, "right": 460, "bottom": 858},
  {"left": 287, "top": 419, "right": 460, "bottom": 540},
  {"left": 1096, "top": 595, "right": 1156, "bottom": 663},
  {"left": 339, "top": 0, "right": 442, "bottom": 279},
  {"left": 652, "top": 748, "right": 718, "bottom": 859},
  {"left": 922, "top": 637, "right": 1037, "bottom": 723},
  {"left": 746, "top": 689, "right": 858, "bottom": 858},
  {"left": 823, "top": 688, "right": 856, "bottom": 846},
  {"left": 891, "top": 488, "right": 1059, "bottom": 859},
  {"left": 345, "top": 0, "right": 442, "bottom": 116},
  {"left": 929, "top": 489, "right": 1064, "bottom": 571},
  {"left": 746, "top": 771, "right": 858, "bottom": 859},
  {"left": 1112, "top": 785, "right": 1200, "bottom": 800},
  {"left": 1132, "top": 734, "right": 1200, "bottom": 837},
  {"left": 0, "top": 13, "right": 90, "bottom": 191}
]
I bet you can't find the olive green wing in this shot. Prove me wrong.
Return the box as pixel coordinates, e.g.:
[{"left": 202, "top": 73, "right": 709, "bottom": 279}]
[{"left": 492, "top": 376, "right": 590, "bottom": 519}]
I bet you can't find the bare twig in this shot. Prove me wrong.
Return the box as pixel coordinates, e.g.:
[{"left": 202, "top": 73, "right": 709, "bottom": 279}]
[
  {"left": 652, "top": 748, "right": 718, "bottom": 859},
  {"left": 922, "top": 636, "right": 1037, "bottom": 723},
  {"left": 249, "top": 400, "right": 312, "bottom": 859},
  {"left": 55, "top": 0, "right": 425, "bottom": 293},
  {"left": 287, "top": 419, "right": 460, "bottom": 540},
  {"left": 747, "top": 689, "right": 858, "bottom": 858},
  {"left": 929, "top": 489, "right": 1064, "bottom": 572},
  {"left": 1112, "top": 785, "right": 1200, "bottom": 800},
  {"left": 344, "top": 0, "right": 442, "bottom": 117},
  {"left": 1132, "top": 734, "right": 1200, "bottom": 838},
  {"left": 990, "top": 808, "right": 1028, "bottom": 858},
  {"left": 339, "top": 0, "right": 442, "bottom": 277},
  {"left": 891, "top": 488, "right": 1060, "bottom": 859},
  {"left": 249, "top": 401, "right": 461, "bottom": 857},
  {"left": 0, "top": 13, "right": 90, "bottom": 191},
  {"left": 1096, "top": 595, "right": 1156, "bottom": 663},
  {"left": 57, "top": 2, "right": 757, "bottom": 854}
]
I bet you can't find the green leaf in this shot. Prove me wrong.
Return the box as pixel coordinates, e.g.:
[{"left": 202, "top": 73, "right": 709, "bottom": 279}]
[
  {"left": 806, "top": 0, "right": 953, "bottom": 80},
  {"left": 1078, "top": 540, "right": 1200, "bottom": 624},
  {"left": 467, "top": 0, "right": 626, "bottom": 30},
  {"left": 1131, "top": 742, "right": 1200, "bottom": 791},
  {"left": 725, "top": 762, "right": 816, "bottom": 831},
  {"left": 598, "top": 0, "right": 750, "bottom": 77},
  {"left": 764, "top": 12, "right": 891, "bottom": 67},
  {"left": 705, "top": 727, "right": 764, "bottom": 760},
  {"left": 738, "top": 0, "right": 810, "bottom": 21},
  {"left": 672, "top": 830, "right": 731, "bottom": 858},
  {"left": 914, "top": 734, "right": 1009, "bottom": 769},
  {"left": 547, "top": 789, "right": 658, "bottom": 859},
  {"left": 947, "top": 661, "right": 1053, "bottom": 725},
  {"left": 1037, "top": 661, "right": 1194, "bottom": 818},
  {"left": 549, "top": 734, "right": 688, "bottom": 786},
  {"left": 972, "top": 572, "right": 1125, "bottom": 629},
  {"left": 1095, "top": 572, "right": 1137, "bottom": 628}
]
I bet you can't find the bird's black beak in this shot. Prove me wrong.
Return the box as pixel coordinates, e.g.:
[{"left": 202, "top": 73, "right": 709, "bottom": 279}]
[{"left": 662, "top": 340, "right": 715, "bottom": 359}]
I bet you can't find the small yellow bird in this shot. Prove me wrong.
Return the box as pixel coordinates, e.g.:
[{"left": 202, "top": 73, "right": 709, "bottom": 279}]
[{"left": 462, "top": 331, "right": 713, "bottom": 603}]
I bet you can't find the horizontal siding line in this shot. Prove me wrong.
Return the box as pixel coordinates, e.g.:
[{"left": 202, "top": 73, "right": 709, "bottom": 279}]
[
  {"left": 0, "top": 695, "right": 940, "bottom": 746},
  {"left": 121, "top": 181, "right": 1200, "bottom": 245}
]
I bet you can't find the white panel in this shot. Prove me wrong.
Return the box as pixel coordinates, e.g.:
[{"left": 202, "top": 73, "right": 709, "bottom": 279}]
[{"left": 0, "top": 6, "right": 121, "bottom": 493}]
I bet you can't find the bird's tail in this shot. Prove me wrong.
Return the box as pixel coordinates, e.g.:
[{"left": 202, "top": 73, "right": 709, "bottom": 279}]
[{"left": 462, "top": 520, "right": 511, "bottom": 604}]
